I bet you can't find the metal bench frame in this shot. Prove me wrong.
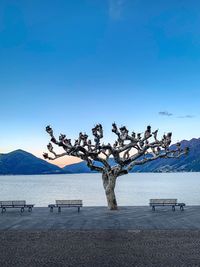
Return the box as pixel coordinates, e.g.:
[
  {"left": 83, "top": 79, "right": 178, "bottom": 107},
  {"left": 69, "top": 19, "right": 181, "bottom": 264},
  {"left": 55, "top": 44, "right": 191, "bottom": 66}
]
[
  {"left": 48, "top": 200, "right": 83, "bottom": 212},
  {"left": 0, "top": 201, "right": 34, "bottom": 213},
  {"left": 149, "top": 199, "right": 185, "bottom": 211}
]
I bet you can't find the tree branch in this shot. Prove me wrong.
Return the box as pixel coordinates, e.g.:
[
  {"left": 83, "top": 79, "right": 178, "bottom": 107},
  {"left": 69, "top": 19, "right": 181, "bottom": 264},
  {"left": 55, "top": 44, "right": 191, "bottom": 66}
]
[
  {"left": 126, "top": 147, "right": 188, "bottom": 172},
  {"left": 44, "top": 124, "right": 188, "bottom": 175}
]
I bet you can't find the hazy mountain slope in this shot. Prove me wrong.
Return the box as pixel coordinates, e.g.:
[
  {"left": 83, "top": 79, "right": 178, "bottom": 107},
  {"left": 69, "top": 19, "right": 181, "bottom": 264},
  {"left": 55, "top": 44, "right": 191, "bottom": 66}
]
[
  {"left": 63, "top": 138, "right": 200, "bottom": 173},
  {"left": 132, "top": 138, "right": 200, "bottom": 172},
  {"left": 0, "top": 149, "right": 66, "bottom": 175},
  {"left": 1, "top": 138, "right": 199, "bottom": 175},
  {"left": 63, "top": 161, "right": 91, "bottom": 173}
]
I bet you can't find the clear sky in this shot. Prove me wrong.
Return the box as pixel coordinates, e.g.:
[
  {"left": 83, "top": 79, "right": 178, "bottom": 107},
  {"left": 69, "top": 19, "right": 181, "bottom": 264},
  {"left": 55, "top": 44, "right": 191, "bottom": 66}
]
[{"left": 0, "top": 0, "right": 200, "bottom": 167}]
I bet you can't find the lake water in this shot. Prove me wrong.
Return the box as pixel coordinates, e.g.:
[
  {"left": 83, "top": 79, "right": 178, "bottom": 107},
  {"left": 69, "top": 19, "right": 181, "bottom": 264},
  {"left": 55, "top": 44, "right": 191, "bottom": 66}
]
[{"left": 0, "top": 173, "right": 200, "bottom": 207}]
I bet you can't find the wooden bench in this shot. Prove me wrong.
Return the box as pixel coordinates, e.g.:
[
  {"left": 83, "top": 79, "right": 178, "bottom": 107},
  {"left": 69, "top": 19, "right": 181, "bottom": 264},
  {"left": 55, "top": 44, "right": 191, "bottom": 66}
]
[
  {"left": 0, "top": 201, "right": 34, "bottom": 213},
  {"left": 48, "top": 200, "right": 83, "bottom": 212},
  {"left": 149, "top": 199, "right": 185, "bottom": 211}
]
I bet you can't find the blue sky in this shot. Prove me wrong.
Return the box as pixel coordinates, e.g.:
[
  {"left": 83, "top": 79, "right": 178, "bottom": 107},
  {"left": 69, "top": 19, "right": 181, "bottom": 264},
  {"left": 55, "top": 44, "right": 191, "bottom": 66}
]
[{"left": 0, "top": 0, "right": 200, "bottom": 166}]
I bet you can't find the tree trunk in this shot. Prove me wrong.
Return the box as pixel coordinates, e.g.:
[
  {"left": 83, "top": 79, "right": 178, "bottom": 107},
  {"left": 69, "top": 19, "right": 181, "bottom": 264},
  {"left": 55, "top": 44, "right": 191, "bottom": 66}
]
[{"left": 102, "top": 172, "right": 118, "bottom": 210}]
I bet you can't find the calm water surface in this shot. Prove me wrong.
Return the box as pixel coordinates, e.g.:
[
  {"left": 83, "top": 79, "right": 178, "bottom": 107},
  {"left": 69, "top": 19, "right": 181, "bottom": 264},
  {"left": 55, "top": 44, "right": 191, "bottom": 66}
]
[{"left": 0, "top": 173, "right": 199, "bottom": 207}]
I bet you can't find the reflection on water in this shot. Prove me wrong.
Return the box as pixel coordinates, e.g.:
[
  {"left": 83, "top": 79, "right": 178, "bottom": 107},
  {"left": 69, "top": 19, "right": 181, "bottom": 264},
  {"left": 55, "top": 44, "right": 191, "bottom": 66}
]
[{"left": 0, "top": 173, "right": 199, "bottom": 207}]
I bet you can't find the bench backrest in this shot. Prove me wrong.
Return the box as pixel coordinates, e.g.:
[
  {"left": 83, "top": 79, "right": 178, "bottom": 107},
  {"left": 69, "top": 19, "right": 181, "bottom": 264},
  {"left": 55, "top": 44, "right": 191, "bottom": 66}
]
[
  {"left": 150, "top": 199, "right": 177, "bottom": 204},
  {"left": 12, "top": 200, "right": 26, "bottom": 206},
  {"left": 1, "top": 201, "right": 13, "bottom": 206},
  {"left": 56, "top": 200, "right": 82, "bottom": 205},
  {"left": 0, "top": 200, "right": 26, "bottom": 206}
]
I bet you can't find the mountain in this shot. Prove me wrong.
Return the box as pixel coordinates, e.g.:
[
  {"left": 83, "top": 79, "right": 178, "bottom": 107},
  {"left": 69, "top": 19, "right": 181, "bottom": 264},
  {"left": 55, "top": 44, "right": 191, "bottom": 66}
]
[
  {"left": 1, "top": 138, "right": 200, "bottom": 175},
  {"left": 63, "top": 158, "right": 115, "bottom": 173},
  {"left": 63, "top": 138, "right": 200, "bottom": 173},
  {"left": 0, "top": 149, "right": 66, "bottom": 175},
  {"left": 63, "top": 161, "right": 91, "bottom": 173},
  {"left": 133, "top": 138, "right": 200, "bottom": 173}
]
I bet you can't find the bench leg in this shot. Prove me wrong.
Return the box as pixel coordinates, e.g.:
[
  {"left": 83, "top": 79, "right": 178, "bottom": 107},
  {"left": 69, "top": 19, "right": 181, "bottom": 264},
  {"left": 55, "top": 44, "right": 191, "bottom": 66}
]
[
  {"left": 50, "top": 206, "right": 53, "bottom": 212},
  {"left": 78, "top": 207, "right": 80, "bottom": 213},
  {"left": 172, "top": 206, "right": 175, "bottom": 211},
  {"left": 2, "top": 207, "right": 6, "bottom": 213},
  {"left": 180, "top": 205, "right": 184, "bottom": 211},
  {"left": 21, "top": 207, "right": 24, "bottom": 213},
  {"left": 28, "top": 207, "right": 32, "bottom": 212},
  {"left": 152, "top": 206, "right": 155, "bottom": 211},
  {"left": 58, "top": 206, "right": 61, "bottom": 212}
]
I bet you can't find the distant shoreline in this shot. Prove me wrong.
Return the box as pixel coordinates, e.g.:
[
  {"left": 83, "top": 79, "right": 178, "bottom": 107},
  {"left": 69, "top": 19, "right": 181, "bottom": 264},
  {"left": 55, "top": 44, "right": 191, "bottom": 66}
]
[{"left": 0, "top": 171, "right": 199, "bottom": 176}]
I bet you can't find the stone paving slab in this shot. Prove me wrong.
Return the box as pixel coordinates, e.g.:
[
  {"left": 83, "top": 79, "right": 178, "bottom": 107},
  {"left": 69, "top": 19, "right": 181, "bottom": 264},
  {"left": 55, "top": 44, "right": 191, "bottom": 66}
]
[
  {"left": 0, "top": 206, "right": 200, "bottom": 230},
  {"left": 1, "top": 230, "right": 200, "bottom": 267}
]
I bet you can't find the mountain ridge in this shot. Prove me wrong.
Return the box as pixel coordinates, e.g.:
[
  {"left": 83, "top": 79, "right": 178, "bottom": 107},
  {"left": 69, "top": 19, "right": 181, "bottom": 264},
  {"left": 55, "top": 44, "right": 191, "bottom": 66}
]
[
  {"left": 64, "top": 138, "right": 200, "bottom": 173},
  {"left": 1, "top": 137, "right": 200, "bottom": 175},
  {"left": 0, "top": 149, "right": 66, "bottom": 175}
]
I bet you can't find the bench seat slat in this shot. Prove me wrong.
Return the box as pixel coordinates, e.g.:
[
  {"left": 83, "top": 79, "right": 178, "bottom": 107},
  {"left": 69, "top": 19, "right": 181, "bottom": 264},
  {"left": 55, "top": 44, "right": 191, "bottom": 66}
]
[
  {"left": 150, "top": 199, "right": 177, "bottom": 204},
  {"left": 56, "top": 200, "right": 82, "bottom": 205}
]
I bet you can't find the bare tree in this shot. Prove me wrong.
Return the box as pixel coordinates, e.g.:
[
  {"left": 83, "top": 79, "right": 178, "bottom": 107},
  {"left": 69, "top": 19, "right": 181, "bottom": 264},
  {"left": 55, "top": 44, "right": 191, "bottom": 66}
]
[{"left": 43, "top": 124, "right": 188, "bottom": 210}]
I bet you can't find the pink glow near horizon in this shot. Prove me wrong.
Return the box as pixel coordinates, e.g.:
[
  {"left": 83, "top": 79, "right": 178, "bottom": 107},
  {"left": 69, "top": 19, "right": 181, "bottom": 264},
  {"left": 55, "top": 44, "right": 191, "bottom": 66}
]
[
  {"left": 0, "top": 148, "right": 82, "bottom": 168},
  {"left": 41, "top": 155, "right": 82, "bottom": 167}
]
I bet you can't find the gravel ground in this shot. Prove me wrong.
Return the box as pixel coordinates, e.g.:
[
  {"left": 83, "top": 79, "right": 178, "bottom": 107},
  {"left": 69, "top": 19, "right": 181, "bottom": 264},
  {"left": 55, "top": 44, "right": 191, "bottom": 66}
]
[{"left": 1, "top": 230, "right": 200, "bottom": 267}]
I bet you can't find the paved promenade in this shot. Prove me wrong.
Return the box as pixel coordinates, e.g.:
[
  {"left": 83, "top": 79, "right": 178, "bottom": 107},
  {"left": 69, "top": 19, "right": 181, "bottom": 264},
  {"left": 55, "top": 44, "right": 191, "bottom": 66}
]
[
  {"left": 1, "top": 230, "right": 200, "bottom": 267},
  {"left": 1, "top": 206, "right": 200, "bottom": 230},
  {"left": 1, "top": 207, "right": 200, "bottom": 266}
]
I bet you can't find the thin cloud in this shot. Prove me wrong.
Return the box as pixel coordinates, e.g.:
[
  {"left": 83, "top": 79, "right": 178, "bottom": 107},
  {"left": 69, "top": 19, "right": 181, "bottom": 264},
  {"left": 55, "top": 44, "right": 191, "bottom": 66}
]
[
  {"left": 108, "top": 0, "right": 126, "bottom": 20},
  {"left": 158, "top": 111, "right": 195, "bottom": 119},
  {"left": 177, "top": 115, "right": 195, "bottom": 119},
  {"left": 159, "top": 111, "right": 173, "bottom": 116}
]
